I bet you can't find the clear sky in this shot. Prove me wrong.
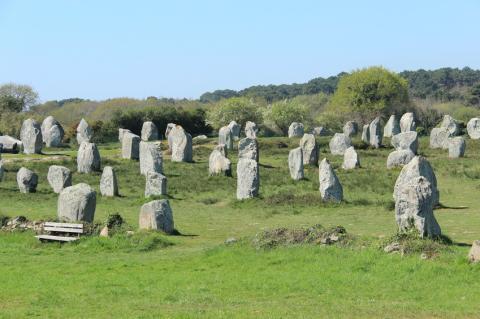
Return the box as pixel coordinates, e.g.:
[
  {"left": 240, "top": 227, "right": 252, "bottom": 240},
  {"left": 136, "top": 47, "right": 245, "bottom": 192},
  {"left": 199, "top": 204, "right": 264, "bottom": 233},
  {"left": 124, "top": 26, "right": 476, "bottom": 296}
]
[{"left": 1, "top": 0, "right": 479, "bottom": 102}]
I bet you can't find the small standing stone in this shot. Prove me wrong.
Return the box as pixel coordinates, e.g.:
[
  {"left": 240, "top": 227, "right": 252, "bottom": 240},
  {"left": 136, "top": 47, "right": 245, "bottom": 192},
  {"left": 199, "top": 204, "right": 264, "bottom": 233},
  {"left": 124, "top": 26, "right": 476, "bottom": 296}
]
[
  {"left": 312, "top": 127, "right": 329, "bottom": 136},
  {"left": 139, "top": 199, "right": 174, "bottom": 233},
  {"left": 20, "top": 119, "right": 42, "bottom": 154},
  {"left": 47, "top": 165, "right": 72, "bottom": 193},
  {"left": 139, "top": 141, "right": 163, "bottom": 175},
  {"left": 76, "top": 118, "right": 93, "bottom": 145},
  {"left": 209, "top": 149, "right": 232, "bottom": 176},
  {"left": 319, "top": 158, "right": 343, "bottom": 202},
  {"left": 17, "top": 167, "right": 38, "bottom": 193},
  {"left": 77, "top": 142, "right": 101, "bottom": 173},
  {"left": 468, "top": 240, "right": 480, "bottom": 263},
  {"left": 391, "top": 131, "right": 418, "bottom": 154},
  {"left": 448, "top": 137, "right": 466, "bottom": 158},
  {"left": 100, "top": 166, "right": 119, "bottom": 197},
  {"left": 42, "top": 116, "right": 64, "bottom": 147},
  {"left": 165, "top": 123, "right": 176, "bottom": 151},
  {"left": 288, "top": 122, "right": 304, "bottom": 138},
  {"left": 329, "top": 133, "right": 352, "bottom": 155},
  {"left": 122, "top": 132, "right": 140, "bottom": 160},
  {"left": 118, "top": 128, "right": 131, "bottom": 142},
  {"left": 466, "top": 118, "right": 480, "bottom": 139},
  {"left": 299, "top": 134, "right": 318, "bottom": 165},
  {"left": 369, "top": 117, "right": 382, "bottom": 148},
  {"left": 145, "top": 172, "right": 167, "bottom": 197},
  {"left": 141, "top": 121, "right": 159, "bottom": 141},
  {"left": 384, "top": 115, "right": 400, "bottom": 138},
  {"left": 245, "top": 121, "right": 258, "bottom": 139},
  {"left": 361, "top": 124, "right": 370, "bottom": 144},
  {"left": 400, "top": 112, "right": 416, "bottom": 133},
  {"left": 170, "top": 125, "right": 193, "bottom": 162},
  {"left": 228, "top": 121, "right": 241, "bottom": 140},
  {"left": 387, "top": 150, "right": 415, "bottom": 169},
  {"left": 440, "top": 115, "right": 460, "bottom": 136},
  {"left": 215, "top": 144, "right": 228, "bottom": 157},
  {"left": 343, "top": 121, "right": 358, "bottom": 137},
  {"left": 430, "top": 127, "right": 452, "bottom": 149},
  {"left": 342, "top": 146, "right": 360, "bottom": 170},
  {"left": 288, "top": 147, "right": 304, "bottom": 180},
  {"left": 218, "top": 126, "right": 233, "bottom": 150},
  {"left": 57, "top": 183, "right": 96, "bottom": 223},
  {"left": 238, "top": 138, "right": 259, "bottom": 161},
  {"left": 236, "top": 158, "right": 259, "bottom": 199}
]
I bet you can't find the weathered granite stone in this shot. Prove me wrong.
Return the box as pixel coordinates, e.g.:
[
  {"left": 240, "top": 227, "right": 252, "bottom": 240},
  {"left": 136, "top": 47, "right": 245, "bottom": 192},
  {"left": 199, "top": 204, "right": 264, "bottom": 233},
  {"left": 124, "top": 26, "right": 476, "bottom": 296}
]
[
  {"left": 430, "top": 127, "right": 452, "bottom": 149},
  {"left": 219, "top": 126, "right": 233, "bottom": 150},
  {"left": 165, "top": 123, "right": 176, "bottom": 151},
  {"left": 386, "top": 149, "right": 415, "bottom": 169},
  {"left": 145, "top": 172, "right": 167, "bottom": 197},
  {"left": 384, "top": 115, "right": 400, "bottom": 138},
  {"left": 468, "top": 240, "right": 480, "bottom": 263},
  {"left": 288, "top": 122, "right": 304, "bottom": 138},
  {"left": 312, "top": 126, "right": 329, "bottom": 136},
  {"left": 20, "top": 119, "right": 42, "bottom": 154},
  {"left": 47, "top": 165, "right": 72, "bottom": 193},
  {"left": 139, "top": 199, "right": 174, "bottom": 233},
  {"left": 41, "top": 116, "right": 64, "bottom": 147},
  {"left": 369, "top": 117, "right": 382, "bottom": 148},
  {"left": 209, "top": 149, "right": 232, "bottom": 176},
  {"left": 343, "top": 121, "right": 358, "bottom": 137},
  {"left": 17, "top": 167, "right": 38, "bottom": 193},
  {"left": 236, "top": 158, "right": 259, "bottom": 199},
  {"left": 76, "top": 118, "right": 93, "bottom": 145},
  {"left": 170, "top": 126, "right": 193, "bottom": 162},
  {"left": 192, "top": 135, "right": 208, "bottom": 141},
  {"left": 245, "top": 121, "right": 258, "bottom": 139},
  {"left": 77, "top": 142, "right": 101, "bottom": 173},
  {"left": 57, "top": 183, "right": 96, "bottom": 223},
  {"left": 299, "top": 133, "right": 318, "bottom": 165},
  {"left": 139, "top": 141, "right": 163, "bottom": 175},
  {"left": 228, "top": 121, "right": 241, "bottom": 140},
  {"left": 394, "top": 176, "right": 441, "bottom": 238},
  {"left": 400, "top": 112, "right": 416, "bottom": 133},
  {"left": 215, "top": 143, "right": 228, "bottom": 157},
  {"left": 448, "top": 137, "right": 466, "bottom": 158},
  {"left": 329, "top": 133, "right": 352, "bottom": 155},
  {"left": 319, "top": 158, "right": 343, "bottom": 202},
  {"left": 467, "top": 118, "right": 480, "bottom": 139},
  {"left": 342, "top": 146, "right": 360, "bottom": 170},
  {"left": 361, "top": 124, "right": 370, "bottom": 144},
  {"left": 288, "top": 147, "right": 304, "bottom": 180},
  {"left": 122, "top": 132, "right": 140, "bottom": 160},
  {"left": 238, "top": 137, "right": 259, "bottom": 161},
  {"left": 0, "top": 135, "right": 22, "bottom": 153},
  {"left": 118, "top": 128, "right": 131, "bottom": 142},
  {"left": 440, "top": 114, "right": 460, "bottom": 136},
  {"left": 141, "top": 121, "right": 159, "bottom": 141},
  {"left": 391, "top": 131, "right": 418, "bottom": 153},
  {"left": 100, "top": 166, "right": 119, "bottom": 197}
]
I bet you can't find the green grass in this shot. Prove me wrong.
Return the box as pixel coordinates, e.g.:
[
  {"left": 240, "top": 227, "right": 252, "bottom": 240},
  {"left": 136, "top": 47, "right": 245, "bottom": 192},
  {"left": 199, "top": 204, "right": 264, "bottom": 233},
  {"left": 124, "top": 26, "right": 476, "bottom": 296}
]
[{"left": 1, "top": 136, "right": 480, "bottom": 318}]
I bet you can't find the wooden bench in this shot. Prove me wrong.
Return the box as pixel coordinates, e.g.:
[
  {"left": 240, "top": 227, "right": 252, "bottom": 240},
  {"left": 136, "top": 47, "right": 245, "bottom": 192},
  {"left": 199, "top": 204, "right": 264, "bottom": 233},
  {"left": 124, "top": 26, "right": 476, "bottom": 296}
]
[{"left": 35, "top": 222, "right": 84, "bottom": 242}]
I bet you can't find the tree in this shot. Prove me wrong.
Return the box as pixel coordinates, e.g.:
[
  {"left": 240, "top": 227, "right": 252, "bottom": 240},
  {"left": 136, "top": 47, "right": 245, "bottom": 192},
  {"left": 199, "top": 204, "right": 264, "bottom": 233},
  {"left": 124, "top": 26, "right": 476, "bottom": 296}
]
[
  {"left": 0, "top": 83, "right": 39, "bottom": 112},
  {"left": 268, "top": 100, "right": 309, "bottom": 134},
  {"left": 206, "top": 97, "right": 263, "bottom": 129},
  {"left": 328, "top": 66, "right": 409, "bottom": 122}
]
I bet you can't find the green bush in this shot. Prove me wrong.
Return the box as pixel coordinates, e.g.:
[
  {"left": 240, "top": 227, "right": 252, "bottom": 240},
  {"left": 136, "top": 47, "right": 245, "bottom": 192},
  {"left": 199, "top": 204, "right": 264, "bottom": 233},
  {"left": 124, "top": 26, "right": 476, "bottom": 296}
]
[
  {"left": 206, "top": 97, "right": 264, "bottom": 130},
  {"left": 268, "top": 100, "right": 310, "bottom": 134}
]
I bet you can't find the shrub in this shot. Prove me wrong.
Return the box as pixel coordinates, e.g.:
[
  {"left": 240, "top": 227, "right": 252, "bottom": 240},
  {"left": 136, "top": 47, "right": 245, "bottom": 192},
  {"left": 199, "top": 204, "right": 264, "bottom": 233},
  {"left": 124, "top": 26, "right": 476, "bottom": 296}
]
[
  {"left": 206, "top": 97, "right": 264, "bottom": 130},
  {"left": 268, "top": 100, "right": 309, "bottom": 134}
]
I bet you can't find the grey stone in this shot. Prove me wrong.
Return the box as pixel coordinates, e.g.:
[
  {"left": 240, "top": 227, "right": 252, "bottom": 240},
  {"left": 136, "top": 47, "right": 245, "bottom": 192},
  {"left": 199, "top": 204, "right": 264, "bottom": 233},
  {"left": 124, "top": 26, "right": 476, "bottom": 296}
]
[
  {"left": 57, "top": 183, "right": 96, "bottom": 223},
  {"left": 17, "top": 167, "right": 38, "bottom": 193},
  {"left": 387, "top": 149, "right": 415, "bottom": 169},
  {"left": 312, "top": 126, "right": 329, "bottom": 136},
  {"left": 448, "top": 137, "right": 466, "bottom": 158},
  {"left": 238, "top": 137, "right": 259, "bottom": 161},
  {"left": 467, "top": 118, "right": 480, "bottom": 139},
  {"left": 400, "top": 112, "right": 416, "bottom": 133},
  {"left": 393, "top": 156, "right": 439, "bottom": 207},
  {"left": 165, "top": 123, "right": 176, "bottom": 151},
  {"left": 77, "top": 142, "right": 101, "bottom": 173},
  {"left": 215, "top": 144, "right": 228, "bottom": 157},
  {"left": 219, "top": 126, "right": 233, "bottom": 150},
  {"left": 41, "top": 116, "right": 64, "bottom": 147},
  {"left": 361, "top": 124, "right": 370, "bottom": 144},
  {"left": 209, "top": 149, "right": 232, "bottom": 176},
  {"left": 391, "top": 131, "right": 418, "bottom": 153},
  {"left": 100, "top": 166, "right": 119, "bottom": 197},
  {"left": 145, "top": 172, "right": 167, "bottom": 197},
  {"left": 430, "top": 127, "right": 452, "bottom": 149},
  {"left": 139, "top": 199, "right": 174, "bottom": 233},
  {"left": 0, "top": 135, "right": 22, "bottom": 153},
  {"left": 0, "top": 161, "right": 4, "bottom": 182},
  {"left": 192, "top": 135, "right": 208, "bottom": 141},
  {"left": 76, "top": 118, "right": 93, "bottom": 145},
  {"left": 288, "top": 147, "right": 304, "bottom": 180},
  {"left": 369, "top": 117, "right": 382, "bottom": 148},
  {"left": 118, "top": 128, "right": 131, "bottom": 142},
  {"left": 384, "top": 115, "right": 400, "bottom": 138},
  {"left": 47, "top": 165, "right": 72, "bottom": 193},
  {"left": 228, "top": 121, "right": 241, "bottom": 140},
  {"left": 170, "top": 126, "right": 193, "bottom": 162},
  {"left": 139, "top": 141, "right": 163, "bottom": 175},
  {"left": 468, "top": 240, "right": 480, "bottom": 263},
  {"left": 440, "top": 114, "right": 460, "bottom": 136},
  {"left": 319, "top": 158, "right": 343, "bottom": 202},
  {"left": 395, "top": 176, "right": 441, "bottom": 238},
  {"left": 299, "top": 133, "right": 318, "bottom": 165},
  {"left": 329, "top": 133, "right": 352, "bottom": 155},
  {"left": 343, "top": 121, "right": 358, "bottom": 137},
  {"left": 20, "top": 119, "right": 42, "bottom": 154},
  {"left": 288, "top": 122, "right": 304, "bottom": 138},
  {"left": 121, "top": 132, "right": 140, "bottom": 160},
  {"left": 342, "top": 146, "right": 360, "bottom": 170},
  {"left": 141, "top": 121, "right": 159, "bottom": 141},
  {"left": 236, "top": 158, "right": 259, "bottom": 199},
  {"left": 245, "top": 121, "right": 258, "bottom": 139}
]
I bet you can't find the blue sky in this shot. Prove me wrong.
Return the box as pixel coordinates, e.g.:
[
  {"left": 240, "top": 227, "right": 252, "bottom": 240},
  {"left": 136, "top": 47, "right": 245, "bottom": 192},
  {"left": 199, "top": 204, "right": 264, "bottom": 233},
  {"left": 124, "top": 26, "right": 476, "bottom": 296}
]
[{"left": 1, "top": 0, "right": 479, "bottom": 101}]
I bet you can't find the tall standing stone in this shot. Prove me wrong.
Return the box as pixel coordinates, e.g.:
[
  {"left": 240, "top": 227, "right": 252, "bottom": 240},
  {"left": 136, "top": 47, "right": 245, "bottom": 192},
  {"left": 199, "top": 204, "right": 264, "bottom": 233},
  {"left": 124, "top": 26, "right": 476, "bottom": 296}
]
[
  {"left": 361, "top": 124, "right": 370, "bottom": 144},
  {"left": 170, "top": 126, "right": 193, "bottom": 162},
  {"left": 238, "top": 137, "right": 259, "bottom": 161},
  {"left": 400, "top": 112, "right": 416, "bottom": 133},
  {"left": 288, "top": 147, "right": 304, "bottom": 180},
  {"left": 100, "top": 166, "right": 119, "bottom": 197},
  {"left": 47, "top": 165, "right": 72, "bottom": 193},
  {"left": 288, "top": 122, "right": 304, "bottom": 138},
  {"left": 77, "top": 142, "right": 101, "bottom": 173},
  {"left": 76, "top": 118, "right": 93, "bottom": 145},
  {"left": 440, "top": 115, "right": 460, "bottom": 136},
  {"left": 299, "top": 133, "right": 318, "bottom": 165},
  {"left": 57, "top": 183, "right": 96, "bottom": 223},
  {"left": 245, "top": 121, "right": 258, "bottom": 139},
  {"left": 384, "top": 115, "right": 400, "bottom": 138},
  {"left": 122, "top": 132, "right": 140, "bottom": 160},
  {"left": 329, "top": 133, "right": 352, "bottom": 155},
  {"left": 145, "top": 172, "right": 167, "bottom": 197},
  {"left": 466, "top": 118, "right": 480, "bottom": 139},
  {"left": 20, "top": 119, "right": 42, "bottom": 154},
  {"left": 430, "top": 127, "right": 452, "bottom": 149},
  {"left": 342, "top": 146, "right": 360, "bottom": 170},
  {"left": 236, "top": 158, "right": 259, "bottom": 199},
  {"left": 165, "top": 123, "right": 176, "bottom": 151},
  {"left": 209, "top": 149, "right": 232, "bottom": 176},
  {"left": 17, "top": 167, "right": 38, "bottom": 193},
  {"left": 139, "top": 199, "right": 174, "bottom": 233},
  {"left": 139, "top": 141, "right": 163, "bottom": 175},
  {"left": 343, "top": 121, "right": 358, "bottom": 137},
  {"left": 319, "top": 158, "right": 343, "bottom": 202},
  {"left": 228, "top": 121, "right": 241, "bottom": 140},
  {"left": 118, "top": 128, "right": 131, "bottom": 142},
  {"left": 41, "top": 116, "right": 64, "bottom": 147},
  {"left": 391, "top": 131, "right": 418, "bottom": 154},
  {"left": 141, "top": 121, "right": 159, "bottom": 141},
  {"left": 369, "top": 117, "right": 382, "bottom": 148},
  {"left": 218, "top": 126, "right": 233, "bottom": 150},
  {"left": 448, "top": 137, "right": 466, "bottom": 158}
]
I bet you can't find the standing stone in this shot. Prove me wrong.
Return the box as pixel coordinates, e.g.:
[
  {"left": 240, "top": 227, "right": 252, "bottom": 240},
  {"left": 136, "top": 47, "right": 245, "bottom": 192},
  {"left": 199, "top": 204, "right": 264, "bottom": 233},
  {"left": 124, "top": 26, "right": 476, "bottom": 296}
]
[
  {"left": 20, "top": 119, "right": 42, "bottom": 154},
  {"left": 342, "top": 146, "right": 360, "bottom": 170},
  {"left": 228, "top": 121, "right": 241, "bottom": 140},
  {"left": 77, "top": 142, "right": 101, "bottom": 173},
  {"left": 343, "top": 121, "right": 358, "bottom": 137},
  {"left": 209, "top": 149, "right": 232, "bottom": 176},
  {"left": 468, "top": 240, "right": 480, "bottom": 263},
  {"left": 384, "top": 115, "right": 400, "bottom": 138},
  {"left": 17, "top": 167, "right": 38, "bottom": 193},
  {"left": 57, "top": 183, "right": 96, "bottom": 223},
  {"left": 122, "top": 132, "right": 140, "bottom": 160},
  {"left": 45, "top": 125, "right": 64, "bottom": 147},
  {"left": 100, "top": 166, "right": 119, "bottom": 197},
  {"left": 299, "top": 134, "right": 318, "bottom": 165},
  {"left": 41, "top": 116, "right": 58, "bottom": 140},
  {"left": 430, "top": 127, "right": 452, "bottom": 149},
  {"left": 395, "top": 176, "right": 441, "bottom": 238},
  {"left": 0, "top": 135, "right": 22, "bottom": 153},
  {"left": 47, "top": 165, "right": 72, "bottom": 193},
  {"left": 312, "top": 127, "right": 329, "bottom": 136},
  {"left": 288, "top": 122, "right": 304, "bottom": 138},
  {"left": 319, "top": 158, "right": 343, "bottom": 202},
  {"left": 170, "top": 126, "right": 193, "bottom": 162},
  {"left": 440, "top": 115, "right": 460, "bottom": 136},
  {"left": 236, "top": 158, "right": 259, "bottom": 199},
  {"left": 218, "top": 126, "right": 233, "bottom": 150},
  {"left": 165, "top": 123, "right": 176, "bottom": 151},
  {"left": 140, "top": 141, "right": 163, "bottom": 175},
  {"left": 215, "top": 144, "right": 228, "bottom": 157},
  {"left": 329, "top": 133, "right": 352, "bottom": 155},
  {"left": 466, "top": 118, "right": 480, "bottom": 139},
  {"left": 448, "top": 137, "right": 466, "bottom": 158},
  {"left": 387, "top": 150, "right": 415, "bottom": 169},
  {"left": 139, "top": 199, "right": 174, "bottom": 233},
  {"left": 76, "top": 118, "right": 93, "bottom": 145},
  {"left": 288, "top": 147, "right": 304, "bottom": 180},
  {"left": 400, "top": 112, "right": 416, "bottom": 133},
  {"left": 393, "top": 156, "right": 439, "bottom": 207},
  {"left": 391, "top": 131, "right": 418, "bottom": 154},
  {"left": 245, "top": 121, "right": 258, "bottom": 139},
  {"left": 369, "top": 117, "right": 382, "bottom": 148},
  {"left": 361, "top": 124, "right": 370, "bottom": 144},
  {"left": 145, "top": 172, "right": 167, "bottom": 197},
  {"left": 141, "top": 121, "right": 159, "bottom": 141},
  {"left": 238, "top": 138, "right": 259, "bottom": 161},
  {"left": 118, "top": 128, "right": 131, "bottom": 142}
]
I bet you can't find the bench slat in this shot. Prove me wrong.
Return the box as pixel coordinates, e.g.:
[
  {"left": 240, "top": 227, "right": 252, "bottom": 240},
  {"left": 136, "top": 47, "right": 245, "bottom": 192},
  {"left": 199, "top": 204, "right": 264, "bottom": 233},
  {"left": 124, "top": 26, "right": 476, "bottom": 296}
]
[
  {"left": 43, "top": 226, "right": 84, "bottom": 234},
  {"left": 35, "top": 235, "right": 79, "bottom": 242},
  {"left": 44, "top": 222, "right": 83, "bottom": 229}
]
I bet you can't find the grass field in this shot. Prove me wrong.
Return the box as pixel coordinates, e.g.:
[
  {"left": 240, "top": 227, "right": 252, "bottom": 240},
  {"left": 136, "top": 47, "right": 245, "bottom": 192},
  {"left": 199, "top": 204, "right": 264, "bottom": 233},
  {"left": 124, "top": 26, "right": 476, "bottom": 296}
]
[{"left": 1, "top": 136, "right": 480, "bottom": 318}]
